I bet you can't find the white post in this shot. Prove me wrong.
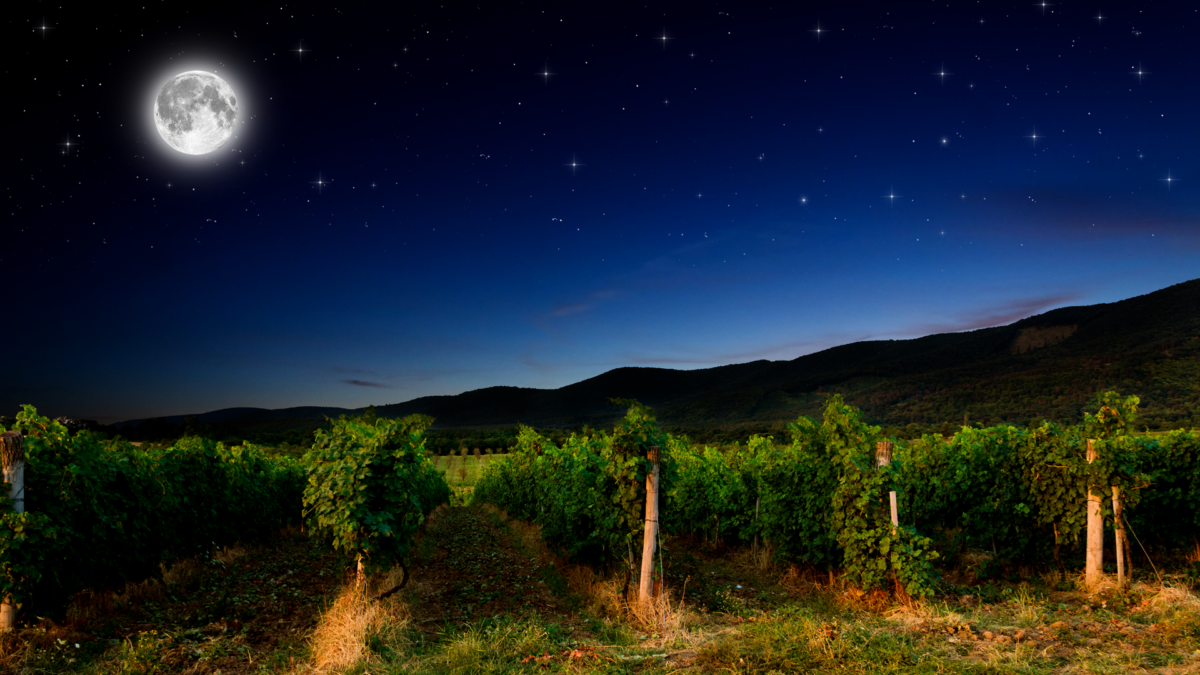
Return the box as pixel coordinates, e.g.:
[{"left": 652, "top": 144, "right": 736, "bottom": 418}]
[
  {"left": 638, "top": 447, "right": 661, "bottom": 610},
  {"left": 1, "top": 431, "right": 25, "bottom": 631},
  {"left": 1086, "top": 440, "right": 1104, "bottom": 590},
  {"left": 876, "top": 442, "right": 898, "bottom": 534},
  {"left": 1112, "top": 486, "right": 1126, "bottom": 588}
]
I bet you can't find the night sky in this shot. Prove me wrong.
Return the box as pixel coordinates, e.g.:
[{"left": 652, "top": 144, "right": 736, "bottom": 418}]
[{"left": 8, "top": 2, "right": 1199, "bottom": 424}]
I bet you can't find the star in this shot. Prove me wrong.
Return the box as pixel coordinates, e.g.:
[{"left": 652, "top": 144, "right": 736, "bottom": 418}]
[
  {"left": 538, "top": 63, "right": 554, "bottom": 84},
  {"left": 883, "top": 187, "right": 901, "bottom": 207},
  {"left": 1131, "top": 62, "right": 1150, "bottom": 84},
  {"left": 941, "top": 137, "right": 949, "bottom": 146},
  {"left": 979, "top": 17, "right": 986, "bottom": 25},
  {"left": 36, "top": 19, "right": 52, "bottom": 39},
  {"left": 933, "top": 64, "right": 951, "bottom": 85},
  {"left": 311, "top": 172, "right": 328, "bottom": 194},
  {"left": 1161, "top": 170, "right": 1178, "bottom": 191},
  {"left": 1094, "top": 11, "right": 1106, "bottom": 25},
  {"left": 59, "top": 134, "right": 76, "bottom": 156},
  {"left": 656, "top": 28, "right": 672, "bottom": 50},
  {"left": 292, "top": 40, "right": 309, "bottom": 61},
  {"left": 1025, "top": 127, "right": 1042, "bottom": 147},
  {"left": 810, "top": 21, "right": 827, "bottom": 42},
  {"left": 564, "top": 155, "right": 584, "bottom": 175},
  {"left": 1034, "top": 1, "right": 1054, "bottom": 15}
]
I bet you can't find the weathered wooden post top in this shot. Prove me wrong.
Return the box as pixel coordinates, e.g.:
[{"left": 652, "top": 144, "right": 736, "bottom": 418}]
[
  {"left": 639, "top": 445, "right": 662, "bottom": 610},
  {"left": 876, "top": 441, "right": 899, "bottom": 533},
  {"left": 1085, "top": 439, "right": 1104, "bottom": 590}
]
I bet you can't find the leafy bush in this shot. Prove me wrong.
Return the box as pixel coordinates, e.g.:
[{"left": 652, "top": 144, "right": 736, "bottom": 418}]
[
  {"left": 0, "top": 405, "right": 304, "bottom": 613},
  {"left": 474, "top": 401, "right": 667, "bottom": 567},
  {"left": 476, "top": 391, "right": 1198, "bottom": 596},
  {"left": 302, "top": 413, "right": 450, "bottom": 574}
]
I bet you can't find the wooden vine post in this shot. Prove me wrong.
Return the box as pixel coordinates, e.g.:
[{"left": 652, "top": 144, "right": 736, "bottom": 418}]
[
  {"left": 876, "top": 442, "right": 899, "bottom": 534},
  {"left": 638, "top": 446, "right": 661, "bottom": 610},
  {"left": 1112, "top": 486, "right": 1126, "bottom": 588},
  {"left": 1, "top": 431, "right": 25, "bottom": 631},
  {"left": 1085, "top": 439, "right": 1104, "bottom": 590}
]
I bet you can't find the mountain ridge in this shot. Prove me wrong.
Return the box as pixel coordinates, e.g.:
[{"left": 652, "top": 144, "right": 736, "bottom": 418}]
[{"left": 115, "top": 278, "right": 1200, "bottom": 431}]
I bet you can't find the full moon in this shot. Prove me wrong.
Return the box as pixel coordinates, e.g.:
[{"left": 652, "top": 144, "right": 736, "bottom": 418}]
[{"left": 153, "top": 71, "right": 239, "bottom": 155}]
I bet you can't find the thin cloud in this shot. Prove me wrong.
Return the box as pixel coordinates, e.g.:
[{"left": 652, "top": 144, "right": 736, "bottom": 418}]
[
  {"left": 622, "top": 336, "right": 857, "bottom": 367},
  {"left": 902, "top": 293, "right": 1082, "bottom": 335},
  {"left": 620, "top": 294, "right": 1082, "bottom": 368},
  {"left": 545, "top": 288, "right": 619, "bottom": 320},
  {"left": 549, "top": 302, "right": 591, "bottom": 317},
  {"left": 343, "top": 379, "right": 390, "bottom": 388}
]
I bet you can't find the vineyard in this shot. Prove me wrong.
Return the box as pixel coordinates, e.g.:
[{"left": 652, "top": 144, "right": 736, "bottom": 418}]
[
  {"left": 2, "top": 395, "right": 1200, "bottom": 673},
  {"left": 475, "top": 392, "right": 1200, "bottom": 597}
]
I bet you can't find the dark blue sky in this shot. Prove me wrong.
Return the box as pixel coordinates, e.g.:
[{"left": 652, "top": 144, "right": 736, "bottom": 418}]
[{"left": 8, "top": 2, "right": 1199, "bottom": 423}]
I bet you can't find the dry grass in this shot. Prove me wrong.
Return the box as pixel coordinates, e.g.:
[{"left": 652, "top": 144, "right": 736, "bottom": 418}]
[
  {"left": 564, "top": 563, "right": 696, "bottom": 642},
  {"left": 64, "top": 588, "right": 114, "bottom": 629},
  {"left": 1187, "top": 539, "right": 1200, "bottom": 564},
  {"left": 1145, "top": 583, "right": 1200, "bottom": 610},
  {"left": 307, "top": 584, "right": 410, "bottom": 673},
  {"left": 111, "top": 577, "right": 166, "bottom": 612},
  {"left": 160, "top": 557, "right": 204, "bottom": 591},
  {"left": 779, "top": 564, "right": 837, "bottom": 596},
  {"left": 728, "top": 541, "right": 777, "bottom": 573},
  {"left": 214, "top": 544, "right": 248, "bottom": 566}
]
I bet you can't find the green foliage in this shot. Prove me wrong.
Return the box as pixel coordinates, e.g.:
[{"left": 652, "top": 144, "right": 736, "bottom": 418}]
[
  {"left": 302, "top": 413, "right": 449, "bottom": 573},
  {"left": 473, "top": 401, "right": 671, "bottom": 566},
  {"left": 480, "top": 390, "right": 1200, "bottom": 597},
  {"left": 0, "top": 405, "right": 304, "bottom": 613},
  {"left": 821, "top": 395, "right": 939, "bottom": 596}
]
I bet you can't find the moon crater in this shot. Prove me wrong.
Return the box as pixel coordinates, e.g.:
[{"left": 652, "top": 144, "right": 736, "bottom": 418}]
[{"left": 153, "top": 71, "right": 239, "bottom": 155}]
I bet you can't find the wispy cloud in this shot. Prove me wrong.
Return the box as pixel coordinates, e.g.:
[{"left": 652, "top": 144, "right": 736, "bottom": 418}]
[
  {"left": 544, "top": 288, "right": 619, "bottom": 320},
  {"left": 617, "top": 293, "right": 1082, "bottom": 369},
  {"left": 621, "top": 336, "right": 860, "bottom": 367},
  {"left": 900, "top": 293, "right": 1082, "bottom": 336},
  {"left": 343, "top": 379, "right": 390, "bottom": 388},
  {"left": 549, "top": 302, "right": 591, "bottom": 317}
]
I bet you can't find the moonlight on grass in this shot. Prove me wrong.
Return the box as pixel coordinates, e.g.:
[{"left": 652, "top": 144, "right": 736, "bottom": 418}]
[{"left": 153, "top": 71, "right": 239, "bottom": 155}]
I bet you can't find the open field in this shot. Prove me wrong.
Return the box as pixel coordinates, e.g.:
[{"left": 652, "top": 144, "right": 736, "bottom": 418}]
[
  {"left": 6, "top": 503, "right": 1200, "bottom": 674},
  {"left": 431, "top": 452, "right": 508, "bottom": 486}
]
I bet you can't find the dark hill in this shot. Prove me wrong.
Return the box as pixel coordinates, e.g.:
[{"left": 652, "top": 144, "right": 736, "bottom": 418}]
[
  {"left": 377, "top": 278, "right": 1200, "bottom": 430},
  {"left": 117, "top": 278, "right": 1200, "bottom": 432}
]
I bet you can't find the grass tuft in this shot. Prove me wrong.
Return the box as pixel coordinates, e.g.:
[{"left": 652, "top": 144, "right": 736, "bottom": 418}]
[{"left": 308, "top": 585, "right": 410, "bottom": 673}]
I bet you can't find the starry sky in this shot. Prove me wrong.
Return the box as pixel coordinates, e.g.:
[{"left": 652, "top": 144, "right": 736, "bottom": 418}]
[{"left": 7, "top": 2, "right": 1199, "bottom": 423}]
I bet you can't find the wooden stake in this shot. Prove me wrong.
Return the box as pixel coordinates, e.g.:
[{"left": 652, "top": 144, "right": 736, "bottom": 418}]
[
  {"left": 639, "top": 447, "right": 661, "bottom": 610},
  {"left": 1, "top": 431, "right": 25, "bottom": 631},
  {"left": 1113, "top": 485, "right": 1126, "bottom": 588},
  {"left": 876, "top": 442, "right": 898, "bottom": 534},
  {"left": 1086, "top": 439, "right": 1104, "bottom": 590},
  {"left": 753, "top": 496, "right": 761, "bottom": 556}
]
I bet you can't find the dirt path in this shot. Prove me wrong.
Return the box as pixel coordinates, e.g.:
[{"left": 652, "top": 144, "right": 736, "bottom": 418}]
[{"left": 404, "top": 505, "right": 588, "bottom": 634}]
